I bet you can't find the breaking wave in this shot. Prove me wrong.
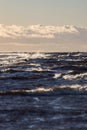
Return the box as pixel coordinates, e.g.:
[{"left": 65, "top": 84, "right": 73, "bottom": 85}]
[
  {"left": 0, "top": 52, "right": 87, "bottom": 91},
  {"left": 0, "top": 85, "right": 87, "bottom": 96}
]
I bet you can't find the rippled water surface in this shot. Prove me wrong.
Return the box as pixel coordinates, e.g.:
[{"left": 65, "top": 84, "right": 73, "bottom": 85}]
[{"left": 0, "top": 52, "right": 87, "bottom": 130}]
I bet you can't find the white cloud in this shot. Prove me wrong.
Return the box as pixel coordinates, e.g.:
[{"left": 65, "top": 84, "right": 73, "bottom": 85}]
[
  {"left": 0, "top": 24, "right": 87, "bottom": 52},
  {"left": 0, "top": 24, "right": 79, "bottom": 40}
]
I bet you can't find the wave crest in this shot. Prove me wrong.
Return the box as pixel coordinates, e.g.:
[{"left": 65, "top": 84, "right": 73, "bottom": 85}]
[{"left": 0, "top": 85, "right": 87, "bottom": 96}]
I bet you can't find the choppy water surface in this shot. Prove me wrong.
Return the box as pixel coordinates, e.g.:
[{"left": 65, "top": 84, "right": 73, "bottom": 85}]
[{"left": 0, "top": 52, "right": 87, "bottom": 130}]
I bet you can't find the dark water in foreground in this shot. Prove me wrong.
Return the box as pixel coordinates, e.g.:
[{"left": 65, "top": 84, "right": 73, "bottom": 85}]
[{"left": 0, "top": 52, "right": 87, "bottom": 130}]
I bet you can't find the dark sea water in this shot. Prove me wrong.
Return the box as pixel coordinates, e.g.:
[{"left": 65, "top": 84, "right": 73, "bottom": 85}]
[{"left": 0, "top": 52, "right": 87, "bottom": 130}]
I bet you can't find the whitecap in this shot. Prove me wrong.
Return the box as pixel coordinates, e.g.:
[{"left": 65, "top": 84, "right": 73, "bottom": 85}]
[
  {"left": 0, "top": 85, "right": 87, "bottom": 96},
  {"left": 53, "top": 73, "right": 61, "bottom": 79},
  {"left": 63, "top": 73, "right": 87, "bottom": 80},
  {"left": 30, "top": 52, "right": 49, "bottom": 59}
]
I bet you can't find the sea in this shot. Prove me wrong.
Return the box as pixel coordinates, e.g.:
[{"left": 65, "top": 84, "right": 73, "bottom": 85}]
[{"left": 0, "top": 52, "right": 87, "bottom": 130}]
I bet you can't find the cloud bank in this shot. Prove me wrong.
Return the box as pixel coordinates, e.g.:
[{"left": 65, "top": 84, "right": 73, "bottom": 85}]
[{"left": 0, "top": 24, "right": 87, "bottom": 51}]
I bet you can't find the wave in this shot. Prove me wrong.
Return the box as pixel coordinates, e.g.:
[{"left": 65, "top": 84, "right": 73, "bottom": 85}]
[
  {"left": 53, "top": 72, "right": 87, "bottom": 80},
  {"left": 63, "top": 73, "right": 87, "bottom": 80},
  {"left": 0, "top": 85, "right": 87, "bottom": 96},
  {"left": 0, "top": 52, "right": 50, "bottom": 67},
  {"left": 30, "top": 52, "right": 49, "bottom": 59}
]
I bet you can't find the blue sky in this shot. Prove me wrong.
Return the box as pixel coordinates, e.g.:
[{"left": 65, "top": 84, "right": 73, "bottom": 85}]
[{"left": 0, "top": 0, "right": 87, "bottom": 26}]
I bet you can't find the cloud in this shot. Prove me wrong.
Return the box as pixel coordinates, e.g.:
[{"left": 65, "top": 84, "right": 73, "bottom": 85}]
[
  {"left": 0, "top": 24, "right": 87, "bottom": 51},
  {"left": 0, "top": 24, "right": 80, "bottom": 40}
]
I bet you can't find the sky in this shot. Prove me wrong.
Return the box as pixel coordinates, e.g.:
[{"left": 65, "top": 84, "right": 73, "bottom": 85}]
[{"left": 0, "top": 0, "right": 87, "bottom": 52}]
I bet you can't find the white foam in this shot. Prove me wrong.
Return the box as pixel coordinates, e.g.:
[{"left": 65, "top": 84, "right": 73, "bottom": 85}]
[
  {"left": 60, "top": 85, "right": 87, "bottom": 91},
  {"left": 63, "top": 73, "right": 87, "bottom": 80},
  {"left": 0, "top": 53, "right": 31, "bottom": 66},
  {"left": 0, "top": 84, "right": 87, "bottom": 96},
  {"left": 17, "top": 53, "right": 31, "bottom": 60},
  {"left": 30, "top": 52, "right": 49, "bottom": 59},
  {"left": 20, "top": 85, "right": 87, "bottom": 93},
  {"left": 1, "top": 68, "right": 10, "bottom": 72},
  {"left": 25, "top": 66, "right": 43, "bottom": 72},
  {"left": 53, "top": 73, "right": 61, "bottom": 79},
  {"left": 29, "top": 63, "right": 41, "bottom": 67}
]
